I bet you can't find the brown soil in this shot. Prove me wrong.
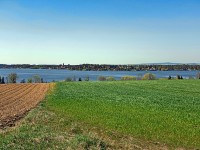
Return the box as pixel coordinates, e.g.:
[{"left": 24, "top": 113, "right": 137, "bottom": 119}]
[{"left": 0, "top": 83, "right": 51, "bottom": 129}]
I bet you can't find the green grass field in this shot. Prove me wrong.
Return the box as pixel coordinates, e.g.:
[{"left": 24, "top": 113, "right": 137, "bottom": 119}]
[{"left": 1, "top": 80, "right": 200, "bottom": 149}]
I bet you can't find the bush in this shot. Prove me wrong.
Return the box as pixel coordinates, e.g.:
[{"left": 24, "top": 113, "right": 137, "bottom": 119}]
[
  {"left": 121, "top": 76, "right": 136, "bottom": 81},
  {"left": 20, "top": 79, "right": 26, "bottom": 83},
  {"left": 106, "top": 76, "right": 116, "bottom": 81},
  {"left": 0, "top": 76, "right": 5, "bottom": 84},
  {"left": 142, "top": 73, "right": 156, "bottom": 80},
  {"left": 8, "top": 73, "right": 18, "bottom": 83},
  {"left": 32, "top": 75, "right": 42, "bottom": 83},
  {"left": 27, "top": 78, "right": 33, "bottom": 83},
  {"left": 176, "top": 75, "right": 183, "bottom": 80},
  {"left": 65, "top": 77, "right": 73, "bottom": 82},
  {"left": 1, "top": 77, "right": 5, "bottom": 84},
  {"left": 85, "top": 75, "right": 89, "bottom": 81},
  {"left": 196, "top": 72, "right": 200, "bottom": 79},
  {"left": 98, "top": 76, "right": 106, "bottom": 81}
]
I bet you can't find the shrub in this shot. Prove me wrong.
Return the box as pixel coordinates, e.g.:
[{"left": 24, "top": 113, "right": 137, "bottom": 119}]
[
  {"left": 98, "top": 76, "right": 106, "bottom": 81},
  {"left": 0, "top": 76, "right": 5, "bottom": 84},
  {"left": 176, "top": 75, "right": 180, "bottom": 79},
  {"left": 106, "top": 76, "right": 116, "bottom": 81},
  {"left": 196, "top": 72, "right": 200, "bottom": 79},
  {"left": 121, "top": 76, "right": 136, "bottom": 81},
  {"left": 65, "top": 77, "right": 73, "bottom": 82},
  {"left": 1, "top": 77, "right": 5, "bottom": 84},
  {"left": 176, "top": 75, "right": 183, "bottom": 80},
  {"left": 8, "top": 73, "right": 18, "bottom": 83},
  {"left": 142, "top": 73, "right": 156, "bottom": 80},
  {"left": 32, "top": 75, "right": 42, "bottom": 83},
  {"left": 85, "top": 75, "right": 89, "bottom": 81},
  {"left": 20, "top": 79, "right": 26, "bottom": 83},
  {"left": 27, "top": 78, "right": 33, "bottom": 83}
]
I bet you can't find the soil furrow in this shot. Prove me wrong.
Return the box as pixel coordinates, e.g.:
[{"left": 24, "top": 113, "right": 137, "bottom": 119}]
[{"left": 0, "top": 83, "right": 51, "bottom": 128}]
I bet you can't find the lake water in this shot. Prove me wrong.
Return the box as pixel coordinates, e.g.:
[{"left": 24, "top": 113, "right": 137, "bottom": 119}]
[{"left": 0, "top": 69, "right": 199, "bottom": 82}]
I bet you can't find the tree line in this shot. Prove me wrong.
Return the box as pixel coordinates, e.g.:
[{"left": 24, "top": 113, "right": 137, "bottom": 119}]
[
  {"left": 97, "top": 72, "right": 200, "bottom": 81},
  {"left": 1, "top": 64, "right": 200, "bottom": 71},
  {"left": 0, "top": 73, "right": 45, "bottom": 84},
  {"left": 64, "top": 72, "right": 200, "bottom": 82},
  {"left": 1, "top": 72, "right": 200, "bottom": 84}
]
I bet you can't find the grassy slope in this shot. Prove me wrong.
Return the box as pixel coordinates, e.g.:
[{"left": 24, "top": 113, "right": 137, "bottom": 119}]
[
  {"left": 0, "top": 101, "right": 108, "bottom": 149},
  {"left": 46, "top": 80, "right": 200, "bottom": 149},
  {"left": 0, "top": 80, "right": 200, "bottom": 149}
]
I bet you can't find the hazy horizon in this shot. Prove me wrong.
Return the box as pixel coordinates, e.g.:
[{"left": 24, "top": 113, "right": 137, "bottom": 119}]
[
  {"left": 1, "top": 62, "right": 200, "bottom": 66},
  {"left": 0, "top": 0, "right": 200, "bottom": 64}
]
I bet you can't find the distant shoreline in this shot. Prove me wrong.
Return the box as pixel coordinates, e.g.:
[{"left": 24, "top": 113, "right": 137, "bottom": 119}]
[{"left": 0, "top": 64, "right": 200, "bottom": 71}]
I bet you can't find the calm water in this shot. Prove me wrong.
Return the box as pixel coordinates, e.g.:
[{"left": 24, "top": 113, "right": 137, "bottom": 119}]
[{"left": 0, "top": 69, "right": 198, "bottom": 82}]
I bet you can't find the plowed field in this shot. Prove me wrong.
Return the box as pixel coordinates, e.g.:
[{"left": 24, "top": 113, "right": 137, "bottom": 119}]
[{"left": 0, "top": 83, "right": 51, "bottom": 128}]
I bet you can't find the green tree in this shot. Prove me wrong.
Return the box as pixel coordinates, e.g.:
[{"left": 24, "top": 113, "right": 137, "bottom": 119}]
[
  {"left": 1, "top": 77, "right": 5, "bottom": 84},
  {"left": 27, "top": 78, "right": 33, "bottom": 83},
  {"left": 8, "top": 73, "right": 18, "bottom": 83},
  {"left": 176, "top": 75, "right": 181, "bottom": 80}
]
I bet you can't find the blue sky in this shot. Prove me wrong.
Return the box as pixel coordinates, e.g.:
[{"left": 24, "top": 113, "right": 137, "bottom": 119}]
[{"left": 0, "top": 0, "right": 200, "bottom": 64}]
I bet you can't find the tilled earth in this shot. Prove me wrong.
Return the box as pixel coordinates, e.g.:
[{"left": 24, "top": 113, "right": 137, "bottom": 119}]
[{"left": 0, "top": 83, "right": 50, "bottom": 128}]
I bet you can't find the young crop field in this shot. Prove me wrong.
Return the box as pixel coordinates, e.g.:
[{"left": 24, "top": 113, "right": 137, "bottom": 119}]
[
  {"left": 46, "top": 80, "right": 200, "bottom": 149},
  {"left": 0, "top": 80, "right": 200, "bottom": 149},
  {"left": 0, "top": 83, "right": 51, "bottom": 128}
]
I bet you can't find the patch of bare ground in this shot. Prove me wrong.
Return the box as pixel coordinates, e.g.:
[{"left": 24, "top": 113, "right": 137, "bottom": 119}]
[{"left": 0, "top": 83, "right": 53, "bottom": 129}]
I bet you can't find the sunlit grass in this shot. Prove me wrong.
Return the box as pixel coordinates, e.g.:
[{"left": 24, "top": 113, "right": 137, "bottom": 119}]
[
  {"left": 47, "top": 80, "right": 200, "bottom": 148},
  {"left": 1, "top": 80, "right": 199, "bottom": 149}
]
